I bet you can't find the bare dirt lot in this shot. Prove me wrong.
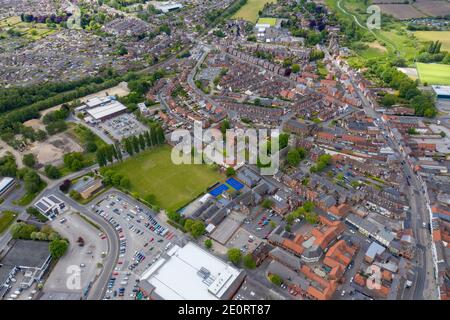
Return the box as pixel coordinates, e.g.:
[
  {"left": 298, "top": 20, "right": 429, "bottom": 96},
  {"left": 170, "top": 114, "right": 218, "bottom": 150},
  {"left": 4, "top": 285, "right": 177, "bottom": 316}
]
[
  {"left": 28, "top": 132, "right": 83, "bottom": 167},
  {"left": 23, "top": 118, "right": 45, "bottom": 131},
  {"left": 368, "top": 41, "right": 388, "bottom": 53}
]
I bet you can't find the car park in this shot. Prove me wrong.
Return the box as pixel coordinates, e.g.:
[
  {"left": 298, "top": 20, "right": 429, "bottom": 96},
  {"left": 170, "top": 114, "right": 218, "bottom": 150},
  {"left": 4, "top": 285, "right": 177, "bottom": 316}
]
[{"left": 93, "top": 192, "right": 179, "bottom": 300}]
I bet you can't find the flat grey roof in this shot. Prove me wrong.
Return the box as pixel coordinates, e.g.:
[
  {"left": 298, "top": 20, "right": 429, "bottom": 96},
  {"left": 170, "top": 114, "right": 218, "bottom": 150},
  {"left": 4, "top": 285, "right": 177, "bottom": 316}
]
[{"left": 1, "top": 240, "right": 50, "bottom": 268}]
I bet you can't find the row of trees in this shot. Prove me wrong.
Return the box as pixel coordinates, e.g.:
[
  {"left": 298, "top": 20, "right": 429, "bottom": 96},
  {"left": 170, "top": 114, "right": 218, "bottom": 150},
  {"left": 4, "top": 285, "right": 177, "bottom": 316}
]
[
  {"left": 122, "top": 126, "right": 165, "bottom": 156},
  {"left": 96, "top": 144, "right": 122, "bottom": 167},
  {"left": 97, "top": 124, "right": 165, "bottom": 168}
]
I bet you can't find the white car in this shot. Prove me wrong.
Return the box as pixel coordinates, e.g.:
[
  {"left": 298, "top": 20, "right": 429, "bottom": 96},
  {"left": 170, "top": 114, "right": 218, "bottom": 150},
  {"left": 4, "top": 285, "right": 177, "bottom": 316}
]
[{"left": 341, "top": 290, "right": 346, "bottom": 296}]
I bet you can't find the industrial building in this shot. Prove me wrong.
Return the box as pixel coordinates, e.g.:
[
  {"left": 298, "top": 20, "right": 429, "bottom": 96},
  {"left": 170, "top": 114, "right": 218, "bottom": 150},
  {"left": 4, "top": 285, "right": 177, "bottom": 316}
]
[
  {"left": 432, "top": 85, "right": 450, "bottom": 100},
  {"left": 0, "top": 240, "right": 51, "bottom": 298},
  {"left": 140, "top": 242, "right": 245, "bottom": 300},
  {"left": 152, "top": 1, "right": 183, "bottom": 13},
  {"left": 76, "top": 96, "right": 128, "bottom": 123},
  {"left": 34, "top": 194, "right": 67, "bottom": 220},
  {"left": 0, "top": 177, "right": 16, "bottom": 199}
]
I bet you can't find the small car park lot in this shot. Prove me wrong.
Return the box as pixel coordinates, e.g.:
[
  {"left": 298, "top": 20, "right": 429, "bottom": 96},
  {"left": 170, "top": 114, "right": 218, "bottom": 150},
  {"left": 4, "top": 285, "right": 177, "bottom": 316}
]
[
  {"left": 91, "top": 191, "right": 180, "bottom": 300},
  {"left": 241, "top": 209, "right": 285, "bottom": 240},
  {"left": 225, "top": 228, "right": 263, "bottom": 255}
]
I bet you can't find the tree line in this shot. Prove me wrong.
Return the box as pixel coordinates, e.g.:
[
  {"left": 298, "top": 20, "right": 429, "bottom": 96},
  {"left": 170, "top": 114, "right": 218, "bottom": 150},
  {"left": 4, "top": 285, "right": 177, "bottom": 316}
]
[
  {"left": 96, "top": 124, "right": 165, "bottom": 167},
  {"left": 0, "top": 71, "right": 143, "bottom": 133}
]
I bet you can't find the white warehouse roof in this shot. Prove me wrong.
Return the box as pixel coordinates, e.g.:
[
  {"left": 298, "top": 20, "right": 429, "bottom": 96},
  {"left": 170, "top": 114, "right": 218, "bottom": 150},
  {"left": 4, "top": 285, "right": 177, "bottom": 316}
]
[
  {"left": 0, "top": 177, "right": 14, "bottom": 192},
  {"left": 86, "top": 100, "right": 127, "bottom": 120},
  {"left": 141, "top": 242, "right": 243, "bottom": 300}
]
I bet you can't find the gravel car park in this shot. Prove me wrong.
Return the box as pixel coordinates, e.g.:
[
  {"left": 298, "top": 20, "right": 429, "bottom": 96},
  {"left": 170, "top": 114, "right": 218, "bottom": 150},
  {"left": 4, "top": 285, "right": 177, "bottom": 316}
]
[{"left": 91, "top": 192, "right": 179, "bottom": 300}]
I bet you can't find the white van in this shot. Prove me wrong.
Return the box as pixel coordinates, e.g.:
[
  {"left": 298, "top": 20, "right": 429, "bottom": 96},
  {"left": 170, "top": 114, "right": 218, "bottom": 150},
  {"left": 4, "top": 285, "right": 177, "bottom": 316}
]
[{"left": 9, "top": 294, "right": 18, "bottom": 299}]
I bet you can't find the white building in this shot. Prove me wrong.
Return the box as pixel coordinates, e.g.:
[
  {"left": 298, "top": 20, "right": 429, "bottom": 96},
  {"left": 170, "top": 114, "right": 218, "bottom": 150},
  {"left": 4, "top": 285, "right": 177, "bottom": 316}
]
[
  {"left": 76, "top": 96, "right": 128, "bottom": 122},
  {"left": 34, "top": 195, "right": 67, "bottom": 220},
  {"left": 0, "top": 177, "right": 16, "bottom": 198},
  {"left": 153, "top": 1, "right": 183, "bottom": 13},
  {"left": 140, "top": 242, "right": 245, "bottom": 300}
]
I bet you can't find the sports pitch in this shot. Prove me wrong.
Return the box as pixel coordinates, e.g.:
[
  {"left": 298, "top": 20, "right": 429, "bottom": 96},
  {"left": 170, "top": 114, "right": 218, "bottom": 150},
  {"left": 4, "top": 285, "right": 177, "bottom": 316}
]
[
  {"left": 257, "top": 17, "right": 277, "bottom": 26},
  {"left": 416, "top": 62, "right": 450, "bottom": 86},
  {"left": 110, "top": 145, "right": 223, "bottom": 212},
  {"left": 232, "top": 0, "right": 277, "bottom": 23}
]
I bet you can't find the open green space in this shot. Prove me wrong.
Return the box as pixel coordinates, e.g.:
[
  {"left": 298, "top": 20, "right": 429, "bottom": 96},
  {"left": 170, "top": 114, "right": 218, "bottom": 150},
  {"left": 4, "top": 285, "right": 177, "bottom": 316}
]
[
  {"left": 0, "top": 210, "right": 17, "bottom": 234},
  {"left": 232, "top": 0, "right": 277, "bottom": 23},
  {"left": 416, "top": 62, "right": 450, "bottom": 85},
  {"left": 414, "top": 31, "right": 450, "bottom": 52},
  {"left": 109, "top": 145, "right": 224, "bottom": 211},
  {"left": 257, "top": 17, "right": 277, "bottom": 26}
]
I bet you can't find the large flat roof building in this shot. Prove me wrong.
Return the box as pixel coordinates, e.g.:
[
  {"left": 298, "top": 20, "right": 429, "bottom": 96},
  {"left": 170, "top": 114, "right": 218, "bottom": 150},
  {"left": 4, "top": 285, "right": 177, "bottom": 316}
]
[
  {"left": 86, "top": 100, "right": 127, "bottom": 121},
  {"left": 0, "top": 240, "right": 51, "bottom": 297},
  {"left": 140, "top": 242, "right": 245, "bottom": 300},
  {"left": 152, "top": 1, "right": 183, "bottom": 13},
  {"left": 76, "top": 96, "right": 128, "bottom": 122},
  {"left": 432, "top": 85, "right": 450, "bottom": 99},
  {"left": 0, "top": 177, "right": 16, "bottom": 198}
]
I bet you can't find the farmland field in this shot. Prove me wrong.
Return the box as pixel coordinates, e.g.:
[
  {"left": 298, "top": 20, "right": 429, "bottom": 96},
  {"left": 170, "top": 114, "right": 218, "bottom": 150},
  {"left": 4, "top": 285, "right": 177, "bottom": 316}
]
[
  {"left": 378, "top": 4, "right": 425, "bottom": 20},
  {"left": 414, "top": 0, "right": 450, "bottom": 17},
  {"left": 109, "top": 145, "right": 224, "bottom": 212},
  {"left": 416, "top": 62, "right": 450, "bottom": 85},
  {"left": 232, "top": 0, "right": 277, "bottom": 23},
  {"left": 414, "top": 31, "right": 450, "bottom": 52}
]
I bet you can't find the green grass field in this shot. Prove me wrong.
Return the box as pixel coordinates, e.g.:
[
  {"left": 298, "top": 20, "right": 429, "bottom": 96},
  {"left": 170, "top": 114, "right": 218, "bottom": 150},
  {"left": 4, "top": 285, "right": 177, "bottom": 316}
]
[
  {"left": 232, "top": 0, "right": 277, "bottom": 23},
  {"left": 257, "top": 17, "right": 277, "bottom": 26},
  {"left": 0, "top": 211, "right": 17, "bottom": 235},
  {"left": 414, "top": 31, "right": 450, "bottom": 52},
  {"left": 110, "top": 145, "right": 224, "bottom": 212},
  {"left": 416, "top": 62, "right": 450, "bottom": 85}
]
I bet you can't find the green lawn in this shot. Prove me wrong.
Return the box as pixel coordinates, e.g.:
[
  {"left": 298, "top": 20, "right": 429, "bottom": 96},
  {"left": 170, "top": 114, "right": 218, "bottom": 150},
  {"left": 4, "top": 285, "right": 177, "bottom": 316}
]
[
  {"left": 414, "top": 31, "right": 450, "bottom": 52},
  {"left": 416, "top": 62, "right": 450, "bottom": 85},
  {"left": 232, "top": 0, "right": 277, "bottom": 23},
  {"left": 110, "top": 145, "right": 224, "bottom": 212},
  {"left": 257, "top": 17, "right": 277, "bottom": 26},
  {"left": 0, "top": 211, "right": 17, "bottom": 234}
]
